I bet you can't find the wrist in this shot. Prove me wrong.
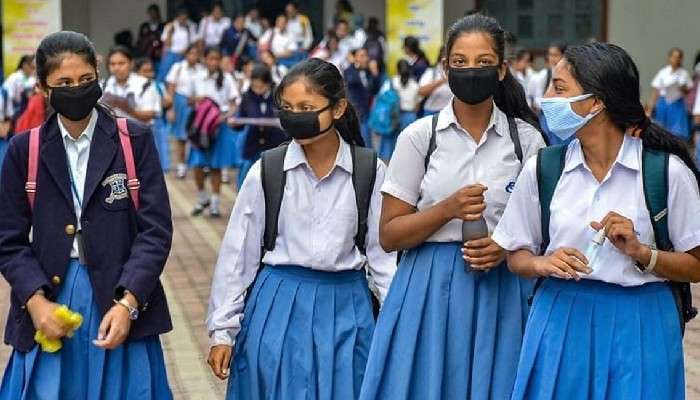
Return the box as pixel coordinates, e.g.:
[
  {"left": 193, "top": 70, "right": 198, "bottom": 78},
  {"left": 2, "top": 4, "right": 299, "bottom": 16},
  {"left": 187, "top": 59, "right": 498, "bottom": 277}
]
[
  {"left": 26, "top": 289, "right": 47, "bottom": 309},
  {"left": 633, "top": 244, "right": 652, "bottom": 266}
]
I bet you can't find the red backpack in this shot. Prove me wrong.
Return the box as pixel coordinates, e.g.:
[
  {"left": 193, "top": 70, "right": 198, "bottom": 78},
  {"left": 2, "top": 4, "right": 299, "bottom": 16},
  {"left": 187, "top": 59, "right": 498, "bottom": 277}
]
[
  {"left": 25, "top": 118, "right": 140, "bottom": 211},
  {"left": 186, "top": 97, "right": 221, "bottom": 150}
]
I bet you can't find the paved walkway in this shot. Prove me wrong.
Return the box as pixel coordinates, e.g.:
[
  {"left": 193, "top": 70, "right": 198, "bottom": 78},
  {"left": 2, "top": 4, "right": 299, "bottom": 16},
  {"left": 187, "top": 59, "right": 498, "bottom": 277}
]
[{"left": 1, "top": 173, "right": 700, "bottom": 399}]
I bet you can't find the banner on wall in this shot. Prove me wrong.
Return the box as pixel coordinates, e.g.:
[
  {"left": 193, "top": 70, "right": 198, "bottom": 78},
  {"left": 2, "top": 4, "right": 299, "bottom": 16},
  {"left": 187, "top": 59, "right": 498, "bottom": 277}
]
[
  {"left": 2, "top": 0, "right": 62, "bottom": 78},
  {"left": 386, "top": 0, "right": 443, "bottom": 76}
]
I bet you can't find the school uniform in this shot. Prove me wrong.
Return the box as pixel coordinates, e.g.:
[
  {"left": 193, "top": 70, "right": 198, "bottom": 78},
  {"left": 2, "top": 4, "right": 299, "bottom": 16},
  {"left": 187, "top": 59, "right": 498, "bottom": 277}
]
[
  {"left": 166, "top": 61, "right": 204, "bottom": 141},
  {"left": 207, "top": 134, "right": 396, "bottom": 399},
  {"left": 259, "top": 28, "right": 299, "bottom": 67},
  {"left": 236, "top": 89, "right": 286, "bottom": 189},
  {"left": 286, "top": 14, "right": 314, "bottom": 51},
  {"left": 344, "top": 65, "right": 381, "bottom": 147},
  {"left": 187, "top": 70, "right": 240, "bottom": 169},
  {"left": 0, "top": 108, "right": 173, "bottom": 399},
  {"left": 152, "top": 81, "right": 171, "bottom": 172},
  {"left": 197, "top": 15, "right": 231, "bottom": 48},
  {"left": 378, "top": 77, "right": 421, "bottom": 160},
  {"left": 492, "top": 136, "right": 699, "bottom": 399},
  {"left": 651, "top": 65, "right": 693, "bottom": 139},
  {"left": 3, "top": 70, "right": 35, "bottom": 117},
  {"left": 157, "top": 20, "right": 198, "bottom": 82},
  {"left": 359, "top": 101, "right": 545, "bottom": 400},
  {"left": 418, "top": 66, "right": 452, "bottom": 116},
  {"left": 269, "top": 64, "right": 288, "bottom": 86}
]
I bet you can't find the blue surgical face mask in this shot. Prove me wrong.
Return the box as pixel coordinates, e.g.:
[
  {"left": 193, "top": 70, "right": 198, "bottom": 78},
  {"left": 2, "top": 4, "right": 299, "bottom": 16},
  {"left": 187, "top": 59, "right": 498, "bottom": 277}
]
[{"left": 539, "top": 93, "right": 601, "bottom": 141}]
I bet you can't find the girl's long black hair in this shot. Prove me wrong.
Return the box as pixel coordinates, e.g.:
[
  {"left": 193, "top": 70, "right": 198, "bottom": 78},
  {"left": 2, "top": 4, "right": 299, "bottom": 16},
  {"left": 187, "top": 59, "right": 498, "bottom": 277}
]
[
  {"left": 204, "top": 46, "right": 224, "bottom": 90},
  {"left": 565, "top": 42, "right": 700, "bottom": 186},
  {"left": 274, "top": 58, "right": 365, "bottom": 147},
  {"left": 445, "top": 14, "right": 542, "bottom": 133},
  {"left": 36, "top": 31, "right": 97, "bottom": 87}
]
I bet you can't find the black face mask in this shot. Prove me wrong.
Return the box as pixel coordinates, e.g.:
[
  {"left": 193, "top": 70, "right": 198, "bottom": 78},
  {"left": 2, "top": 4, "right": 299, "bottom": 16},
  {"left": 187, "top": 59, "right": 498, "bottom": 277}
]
[
  {"left": 447, "top": 66, "right": 500, "bottom": 105},
  {"left": 278, "top": 103, "right": 335, "bottom": 140},
  {"left": 49, "top": 79, "right": 103, "bottom": 121}
]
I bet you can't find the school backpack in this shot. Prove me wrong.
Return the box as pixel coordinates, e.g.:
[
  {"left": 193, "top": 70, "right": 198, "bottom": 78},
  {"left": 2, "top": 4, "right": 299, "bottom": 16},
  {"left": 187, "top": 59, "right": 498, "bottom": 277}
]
[
  {"left": 260, "top": 143, "right": 377, "bottom": 254},
  {"left": 187, "top": 97, "right": 221, "bottom": 150},
  {"left": 25, "top": 118, "right": 141, "bottom": 210},
  {"left": 368, "top": 80, "right": 400, "bottom": 137},
  {"left": 534, "top": 144, "right": 697, "bottom": 335}
]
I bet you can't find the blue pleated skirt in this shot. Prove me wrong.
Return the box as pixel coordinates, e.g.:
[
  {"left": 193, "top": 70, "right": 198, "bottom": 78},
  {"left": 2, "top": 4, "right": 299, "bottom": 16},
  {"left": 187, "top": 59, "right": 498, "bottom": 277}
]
[
  {"left": 378, "top": 111, "right": 416, "bottom": 160},
  {"left": 156, "top": 51, "right": 183, "bottom": 83},
  {"left": 188, "top": 124, "right": 236, "bottom": 169},
  {"left": 0, "top": 260, "right": 172, "bottom": 400},
  {"left": 654, "top": 97, "right": 690, "bottom": 139},
  {"left": 227, "top": 264, "right": 375, "bottom": 400},
  {"left": 153, "top": 117, "right": 170, "bottom": 172},
  {"left": 359, "top": 242, "right": 533, "bottom": 400},
  {"left": 511, "top": 277, "right": 684, "bottom": 400},
  {"left": 170, "top": 93, "right": 192, "bottom": 141}
]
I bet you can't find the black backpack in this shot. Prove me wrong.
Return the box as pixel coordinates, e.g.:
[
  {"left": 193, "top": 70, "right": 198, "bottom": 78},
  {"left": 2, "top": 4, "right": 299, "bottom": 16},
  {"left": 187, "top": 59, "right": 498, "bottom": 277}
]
[{"left": 534, "top": 144, "right": 697, "bottom": 335}]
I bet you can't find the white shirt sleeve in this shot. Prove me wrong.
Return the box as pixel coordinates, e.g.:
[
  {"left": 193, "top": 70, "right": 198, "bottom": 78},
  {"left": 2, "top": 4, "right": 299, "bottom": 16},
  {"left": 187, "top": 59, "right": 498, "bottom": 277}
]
[
  {"left": 160, "top": 23, "right": 171, "bottom": 42},
  {"left": 364, "top": 162, "right": 397, "bottom": 302},
  {"left": 651, "top": 68, "right": 664, "bottom": 89},
  {"left": 224, "top": 74, "right": 241, "bottom": 108},
  {"left": 165, "top": 62, "right": 181, "bottom": 85},
  {"left": 667, "top": 155, "right": 700, "bottom": 252},
  {"left": 137, "top": 82, "right": 162, "bottom": 115},
  {"left": 492, "top": 156, "right": 543, "bottom": 255},
  {"left": 418, "top": 68, "right": 434, "bottom": 86},
  {"left": 206, "top": 160, "right": 265, "bottom": 347},
  {"left": 197, "top": 17, "right": 207, "bottom": 41},
  {"left": 380, "top": 118, "right": 432, "bottom": 206}
]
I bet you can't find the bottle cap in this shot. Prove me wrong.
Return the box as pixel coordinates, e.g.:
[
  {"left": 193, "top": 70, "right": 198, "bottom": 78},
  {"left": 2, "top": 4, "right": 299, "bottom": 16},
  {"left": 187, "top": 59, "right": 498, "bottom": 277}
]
[{"left": 593, "top": 229, "right": 606, "bottom": 245}]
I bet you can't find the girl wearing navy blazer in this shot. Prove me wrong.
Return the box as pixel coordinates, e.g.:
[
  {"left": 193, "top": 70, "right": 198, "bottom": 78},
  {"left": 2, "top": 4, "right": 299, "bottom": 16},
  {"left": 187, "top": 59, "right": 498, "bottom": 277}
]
[{"left": 0, "top": 31, "right": 173, "bottom": 399}]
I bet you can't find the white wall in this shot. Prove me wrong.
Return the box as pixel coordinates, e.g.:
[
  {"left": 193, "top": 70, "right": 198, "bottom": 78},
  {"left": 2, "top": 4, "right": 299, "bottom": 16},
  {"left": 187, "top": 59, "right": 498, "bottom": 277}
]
[{"left": 607, "top": 0, "right": 700, "bottom": 100}]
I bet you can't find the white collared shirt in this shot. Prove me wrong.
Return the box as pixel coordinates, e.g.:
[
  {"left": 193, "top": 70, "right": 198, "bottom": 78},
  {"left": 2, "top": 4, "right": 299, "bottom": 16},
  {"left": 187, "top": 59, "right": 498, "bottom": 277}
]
[
  {"left": 492, "top": 136, "right": 700, "bottom": 287},
  {"left": 391, "top": 76, "right": 422, "bottom": 112},
  {"left": 382, "top": 101, "right": 545, "bottom": 242},
  {"left": 527, "top": 68, "right": 550, "bottom": 109},
  {"left": 166, "top": 61, "right": 205, "bottom": 97},
  {"left": 103, "top": 73, "right": 162, "bottom": 123},
  {"left": 259, "top": 28, "right": 299, "bottom": 58},
  {"left": 207, "top": 134, "right": 397, "bottom": 346},
  {"left": 161, "top": 20, "right": 198, "bottom": 54},
  {"left": 2, "top": 70, "right": 36, "bottom": 105},
  {"left": 418, "top": 66, "right": 452, "bottom": 112},
  {"left": 286, "top": 14, "right": 313, "bottom": 50},
  {"left": 58, "top": 109, "right": 99, "bottom": 258},
  {"left": 651, "top": 65, "right": 692, "bottom": 103},
  {"left": 193, "top": 70, "right": 240, "bottom": 113},
  {"left": 198, "top": 16, "right": 231, "bottom": 47}
]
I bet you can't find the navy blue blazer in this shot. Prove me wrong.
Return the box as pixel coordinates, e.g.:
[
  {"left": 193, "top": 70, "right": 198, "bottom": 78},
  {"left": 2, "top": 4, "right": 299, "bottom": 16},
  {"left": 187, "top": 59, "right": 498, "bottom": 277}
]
[
  {"left": 344, "top": 65, "right": 381, "bottom": 119},
  {"left": 0, "top": 108, "right": 173, "bottom": 352},
  {"left": 239, "top": 90, "right": 286, "bottom": 160}
]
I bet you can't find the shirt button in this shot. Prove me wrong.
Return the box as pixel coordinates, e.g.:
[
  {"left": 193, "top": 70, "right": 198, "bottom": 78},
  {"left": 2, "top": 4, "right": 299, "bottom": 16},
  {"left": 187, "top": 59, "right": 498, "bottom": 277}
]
[
  {"left": 65, "top": 224, "right": 76, "bottom": 236},
  {"left": 52, "top": 275, "right": 61, "bottom": 285}
]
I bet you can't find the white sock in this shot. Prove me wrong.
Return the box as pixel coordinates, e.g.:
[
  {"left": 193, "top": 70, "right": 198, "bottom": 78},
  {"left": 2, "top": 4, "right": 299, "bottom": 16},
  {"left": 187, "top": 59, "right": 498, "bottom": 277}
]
[
  {"left": 210, "top": 194, "right": 220, "bottom": 209},
  {"left": 177, "top": 163, "right": 187, "bottom": 173},
  {"left": 197, "top": 191, "right": 209, "bottom": 205}
]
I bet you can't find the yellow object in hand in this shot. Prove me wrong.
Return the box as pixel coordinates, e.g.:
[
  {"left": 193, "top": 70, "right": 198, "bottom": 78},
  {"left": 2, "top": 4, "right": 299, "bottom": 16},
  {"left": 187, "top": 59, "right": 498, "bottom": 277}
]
[{"left": 34, "top": 305, "right": 84, "bottom": 352}]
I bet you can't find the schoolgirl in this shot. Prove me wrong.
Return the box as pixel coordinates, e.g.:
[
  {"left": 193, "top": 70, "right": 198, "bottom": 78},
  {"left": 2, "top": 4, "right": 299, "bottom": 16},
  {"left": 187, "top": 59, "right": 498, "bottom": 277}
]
[
  {"left": 157, "top": 7, "right": 198, "bottom": 82},
  {"left": 359, "top": 15, "right": 546, "bottom": 400},
  {"left": 233, "top": 63, "right": 286, "bottom": 189},
  {"left": 378, "top": 59, "right": 421, "bottom": 161},
  {"left": 188, "top": 47, "right": 240, "bottom": 218},
  {"left": 494, "top": 42, "right": 700, "bottom": 400},
  {"left": 206, "top": 58, "right": 396, "bottom": 400},
  {"left": 648, "top": 48, "right": 693, "bottom": 139},
  {"left": 165, "top": 44, "right": 203, "bottom": 179},
  {"left": 135, "top": 57, "right": 171, "bottom": 172},
  {"left": 2, "top": 55, "right": 36, "bottom": 121},
  {"left": 102, "top": 46, "right": 162, "bottom": 127},
  {"left": 417, "top": 45, "right": 451, "bottom": 117},
  {"left": 0, "top": 31, "right": 173, "bottom": 399}
]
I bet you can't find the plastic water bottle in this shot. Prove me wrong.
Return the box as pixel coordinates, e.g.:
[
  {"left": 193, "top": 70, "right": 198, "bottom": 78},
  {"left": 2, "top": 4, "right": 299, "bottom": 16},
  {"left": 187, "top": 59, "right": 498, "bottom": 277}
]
[
  {"left": 462, "top": 216, "right": 489, "bottom": 242},
  {"left": 584, "top": 229, "right": 606, "bottom": 271}
]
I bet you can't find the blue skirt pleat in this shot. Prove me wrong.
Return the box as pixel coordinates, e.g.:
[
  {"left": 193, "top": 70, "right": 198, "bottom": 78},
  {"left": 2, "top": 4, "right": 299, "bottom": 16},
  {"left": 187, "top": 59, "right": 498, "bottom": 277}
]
[
  {"left": 510, "top": 277, "right": 685, "bottom": 400},
  {"left": 654, "top": 97, "right": 690, "bottom": 139},
  {"left": 188, "top": 124, "right": 236, "bottom": 169},
  {"left": 359, "top": 242, "right": 533, "bottom": 400},
  {"left": 227, "top": 264, "right": 375, "bottom": 400},
  {"left": 0, "top": 260, "right": 172, "bottom": 400},
  {"left": 156, "top": 51, "right": 184, "bottom": 83},
  {"left": 153, "top": 117, "right": 170, "bottom": 172},
  {"left": 171, "top": 93, "right": 192, "bottom": 141}
]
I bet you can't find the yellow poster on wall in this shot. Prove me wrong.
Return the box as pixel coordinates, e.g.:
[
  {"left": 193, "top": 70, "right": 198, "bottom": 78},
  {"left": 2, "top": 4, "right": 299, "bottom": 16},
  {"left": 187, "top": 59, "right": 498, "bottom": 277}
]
[
  {"left": 386, "top": 0, "right": 443, "bottom": 76},
  {"left": 2, "top": 0, "right": 62, "bottom": 78}
]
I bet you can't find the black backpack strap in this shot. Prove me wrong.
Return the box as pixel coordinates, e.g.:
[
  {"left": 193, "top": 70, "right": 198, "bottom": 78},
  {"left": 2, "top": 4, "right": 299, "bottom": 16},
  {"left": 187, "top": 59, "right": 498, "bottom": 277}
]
[
  {"left": 507, "top": 116, "right": 523, "bottom": 163},
  {"left": 261, "top": 144, "right": 289, "bottom": 252},
  {"left": 529, "top": 144, "right": 567, "bottom": 305},
  {"left": 351, "top": 145, "right": 378, "bottom": 255},
  {"left": 423, "top": 113, "right": 439, "bottom": 171},
  {"left": 641, "top": 148, "right": 697, "bottom": 334}
]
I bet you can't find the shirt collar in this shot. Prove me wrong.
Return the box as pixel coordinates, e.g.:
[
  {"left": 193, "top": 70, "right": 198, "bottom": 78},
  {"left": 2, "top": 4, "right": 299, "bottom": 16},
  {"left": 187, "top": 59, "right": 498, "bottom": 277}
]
[
  {"left": 283, "top": 131, "right": 353, "bottom": 174},
  {"left": 436, "top": 99, "right": 504, "bottom": 136},
  {"left": 564, "top": 135, "right": 640, "bottom": 173},
  {"left": 58, "top": 109, "right": 98, "bottom": 143}
]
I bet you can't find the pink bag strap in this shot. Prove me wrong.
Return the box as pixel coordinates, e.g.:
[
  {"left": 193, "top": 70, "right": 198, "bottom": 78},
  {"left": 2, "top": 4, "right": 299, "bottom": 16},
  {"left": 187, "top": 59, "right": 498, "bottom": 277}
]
[
  {"left": 25, "top": 126, "right": 41, "bottom": 210},
  {"left": 116, "top": 118, "right": 140, "bottom": 210}
]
